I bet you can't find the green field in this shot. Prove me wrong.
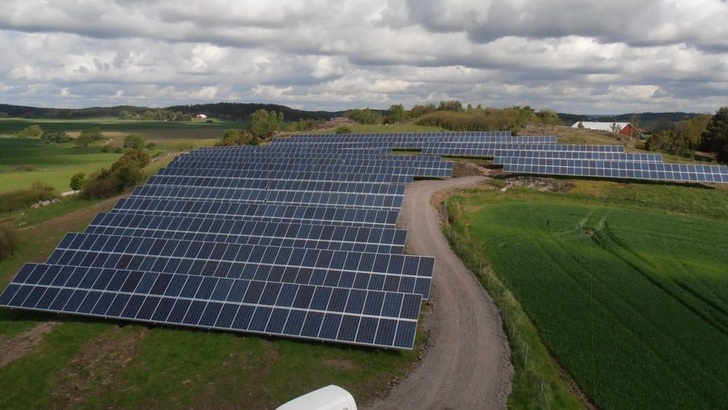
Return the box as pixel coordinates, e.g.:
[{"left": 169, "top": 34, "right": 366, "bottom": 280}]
[
  {"left": 448, "top": 181, "right": 728, "bottom": 409},
  {"left": 0, "top": 118, "right": 242, "bottom": 193}
]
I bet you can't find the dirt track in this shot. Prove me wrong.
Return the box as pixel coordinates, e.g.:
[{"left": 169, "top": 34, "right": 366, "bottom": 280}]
[{"left": 369, "top": 176, "right": 513, "bottom": 410}]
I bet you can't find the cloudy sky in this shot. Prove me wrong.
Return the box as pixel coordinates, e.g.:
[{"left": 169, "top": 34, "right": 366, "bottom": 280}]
[{"left": 1, "top": 0, "right": 727, "bottom": 114}]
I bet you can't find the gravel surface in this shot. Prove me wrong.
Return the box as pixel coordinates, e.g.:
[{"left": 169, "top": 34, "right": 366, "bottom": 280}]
[{"left": 368, "top": 176, "right": 513, "bottom": 410}]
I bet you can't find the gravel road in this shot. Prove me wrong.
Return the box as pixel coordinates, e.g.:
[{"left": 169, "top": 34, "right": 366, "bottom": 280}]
[{"left": 369, "top": 176, "right": 513, "bottom": 410}]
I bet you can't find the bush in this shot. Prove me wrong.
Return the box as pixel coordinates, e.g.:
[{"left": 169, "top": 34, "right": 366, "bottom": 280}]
[
  {"left": 0, "top": 224, "right": 19, "bottom": 262},
  {"left": 416, "top": 107, "right": 533, "bottom": 134},
  {"left": 0, "top": 183, "right": 58, "bottom": 213},
  {"left": 18, "top": 125, "right": 43, "bottom": 138},
  {"left": 41, "top": 130, "right": 71, "bottom": 143},
  {"left": 70, "top": 172, "right": 88, "bottom": 191},
  {"left": 335, "top": 126, "right": 353, "bottom": 134},
  {"left": 111, "top": 149, "right": 150, "bottom": 171}
]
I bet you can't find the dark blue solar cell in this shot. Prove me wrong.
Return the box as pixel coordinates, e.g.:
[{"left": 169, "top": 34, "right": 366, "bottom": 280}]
[
  {"left": 323, "top": 271, "right": 341, "bottom": 287},
  {"left": 199, "top": 302, "right": 223, "bottom": 327},
  {"left": 137, "top": 296, "right": 161, "bottom": 320},
  {"left": 91, "top": 292, "right": 116, "bottom": 316},
  {"left": 259, "top": 282, "right": 282, "bottom": 305},
  {"left": 276, "top": 283, "right": 298, "bottom": 307},
  {"left": 77, "top": 290, "right": 102, "bottom": 313},
  {"left": 0, "top": 284, "right": 21, "bottom": 306},
  {"left": 344, "top": 290, "right": 366, "bottom": 314},
  {"left": 381, "top": 293, "right": 403, "bottom": 318},
  {"left": 151, "top": 298, "right": 176, "bottom": 322},
  {"left": 265, "top": 308, "right": 289, "bottom": 334},
  {"left": 337, "top": 315, "right": 359, "bottom": 342},
  {"left": 415, "top": 278, "right": 431, "bottom": 299},
  {"left": 375, "top": 319, "right": 397, "bottom": 347},
  {"left": 49, "top": 288, "right": 74, "bottom": 311},
  {"left": 363, "top": 292, "right": 385, "bottom": 316},
  {"left": 353, "top": 272, "right": 370, "bottom": 289},
  {"left": 339, "top": 271, "right": 355, "bottom": 288},
  {"left": 383, "top": 275, "right": 400, "bottom": 292},
  {"left": 105, "top": 293, "right": 130, "bottom": 317},
  {"left": 34, "top": 287, "right": 60, "bottom": 310},
  {"left": 135, "top": 272, "right": 158, "bottom": 294},
  {"left": 215, "top": 304, "right": 239, "bottom": 328},
  {"left": 355, "top": 317, "right": 378, "bottom": 344},
  {"left": 243, "top": 281, "right": 265, "bottom": 304},
  {"left": 401, "top": 294, "right": 422, "bottom": 320},
  {"left": 399, "top": 276, "right": 415, "bottom": 294},
  {"left": 292, "top": 285, "right": 315, "bottom": 309},
  {"left": 283, "top": 309, "right": 306, "bottom": 335},
  {"left": 249, "top": 307, "right": 274, "bottom": 332},
  {"left": 232, "top": 305, "right": 255, "bottom": 330},
  {"left": 166, "top": 299, "right": 192, "bottom": 323},
  {"left": 195, "top": 277, "right": 218, "bottom": 299},
  {"left": 394, "top": 321, "right": 417, "bottom": 348},
  {"left": 164, "top": 275, "right": 188, "bottom": 297},
  {"left": 180, "top": 275, "right": 203, "bottom": 298},
  {"left": 226, "top": 280, "right": 249, "bottom": 302},
  {"left": 121, "top": 271, "right": 144, "bottom": 292},
  {"left": 150, "top": 273, "right": 173, "bottom": 295},
  {"left": 121, "top": 294, "right": 145, "bottom": 318},
  {"left": 310, "top": 287, "right": 332, "bottom": 311},
  {"left": 319, "top": 313, "right": 342, "bottom": 340},
  {"left": 301, "top": 311, "right": 324, "bottom": 338},
  {"left": 181, "top": 300, "right": 205, "bottom": 325},
  {"left": 63, "top": 289, "right": 89, "bottom": 312},
  {"left": 210, "top": 278, "right": 233, "bottom": 301}
]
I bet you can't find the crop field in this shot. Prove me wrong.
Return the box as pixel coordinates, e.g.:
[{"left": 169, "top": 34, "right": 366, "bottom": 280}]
[{"left": 448, "top": 181, "right": 728, "bottom": 409}]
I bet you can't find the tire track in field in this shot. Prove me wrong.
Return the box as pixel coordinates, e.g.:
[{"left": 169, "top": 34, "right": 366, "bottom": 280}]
[{"left": 368, "top": 176, "right": 513, "bottom": 410}]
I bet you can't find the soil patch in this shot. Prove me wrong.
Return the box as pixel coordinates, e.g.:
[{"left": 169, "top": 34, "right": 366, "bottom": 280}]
[{"left": 0, "top": 321, "right": 61, "bottom": 369}]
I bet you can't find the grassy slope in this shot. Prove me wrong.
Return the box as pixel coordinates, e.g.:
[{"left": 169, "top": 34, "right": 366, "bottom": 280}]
[{"left": 448, "top": 181, "right": 728, "bottom": 409}]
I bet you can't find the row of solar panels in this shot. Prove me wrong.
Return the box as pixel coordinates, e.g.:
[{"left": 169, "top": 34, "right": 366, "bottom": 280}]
[{"left": 279, "top": 133, "right": 728, "bottom": 184}]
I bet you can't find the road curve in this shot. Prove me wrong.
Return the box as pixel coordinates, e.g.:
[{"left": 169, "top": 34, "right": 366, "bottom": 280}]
[{"left": 369, "top": 176, "right": 513, "bottom": 410}]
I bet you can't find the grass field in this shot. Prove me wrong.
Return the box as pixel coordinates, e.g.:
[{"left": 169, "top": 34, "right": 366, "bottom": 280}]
[
  {"left": 0, "top": 118, "right": 239, "bottom": 193},
  {"left": 447, "top": 180, "right": 728, "bottom": 409}
]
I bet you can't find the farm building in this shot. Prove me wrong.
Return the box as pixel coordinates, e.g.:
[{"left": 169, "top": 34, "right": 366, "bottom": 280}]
[
  {"left": 572, "top": 121, "right": 635, "bottom": 137},
  {"left": 196, "top": 114, "right": 208, "bottom": 120}
]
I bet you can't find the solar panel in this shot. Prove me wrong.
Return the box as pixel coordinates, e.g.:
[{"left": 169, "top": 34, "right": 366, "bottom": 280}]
[{"left": 1, "top": 264, "right": 421, "bottom": 349}]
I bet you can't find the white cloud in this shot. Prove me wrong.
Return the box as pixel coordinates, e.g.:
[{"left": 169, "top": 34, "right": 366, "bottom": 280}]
[{"left": 0, "top": 0, "right": 726, "bottom": 114}]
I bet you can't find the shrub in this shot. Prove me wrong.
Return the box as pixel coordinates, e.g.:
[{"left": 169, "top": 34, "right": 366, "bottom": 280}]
[
  {"left": 0, "top": 224, "right": 19, "bottom": 262},
  {"left": 335, "top": 126, "right": 353, "bottom": 134},
  {"left": 69, "top": 172, "right": 88, "bottom": 191},
  {"left": 12, "top": 165, "right": 39, "bottom": 172},
  {"left": 0, "top": 183, "right": 58, "bottom": 213},
  {"left": 18, "top": 125, "right": 43, "bottom": 138}
]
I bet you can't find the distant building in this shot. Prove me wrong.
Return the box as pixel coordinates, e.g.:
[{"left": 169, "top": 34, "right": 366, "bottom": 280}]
[
  {"left": 572, "top": 121, "right": 635, "bottom": 137},
  {"left": 196, "top": 114, "right": 208, "bottom": 120}
]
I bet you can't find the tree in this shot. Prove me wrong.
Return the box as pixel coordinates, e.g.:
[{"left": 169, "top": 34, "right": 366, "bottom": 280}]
[
  {"left": 699, "top": 107, "right": 728, "bottom": 164},
  {"left": 41, "top": 130, "right": 71, "bottom": 143},
  {"left": 437, "top": 100, "right": 463, "bottom": 111},
  {"left": 344, "top": 108, "right": 383, "bottom": 124},
  {"left": 75, "top": 127, "right": 104, "bottom": 147},
  {"left": 537, "top": 109, "right": 563, "bottom": 126},
  {"left": 18, "top": 125, "right": 43, "bottom": 138},
  {"left": 123, "top": 134, "right": 146, "bottom": 150},
  {"left": 387, "top": 104, "right": 406, "bottom": 124},
  {"left": 69, "top": 172, "right": 88, "bottom": 191},
  {"left": 247, "top": 109, "right": 283, "bottom": 141}
]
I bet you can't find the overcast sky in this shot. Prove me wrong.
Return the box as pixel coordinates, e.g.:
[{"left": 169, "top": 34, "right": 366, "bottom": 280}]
[{"left": 1, "top": 0, "right": 727, "bottom": 114}]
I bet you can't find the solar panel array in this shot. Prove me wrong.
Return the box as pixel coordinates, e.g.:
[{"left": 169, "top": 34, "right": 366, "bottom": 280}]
[
  {"left": 277, "top": 132, "right": 728, "bottom": 184},
  {"left": 2, "top": 130, "right": 726, "bottom": 351},
  {"left": 0, "top": 139, "right": 459, "bottom": 350}
]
